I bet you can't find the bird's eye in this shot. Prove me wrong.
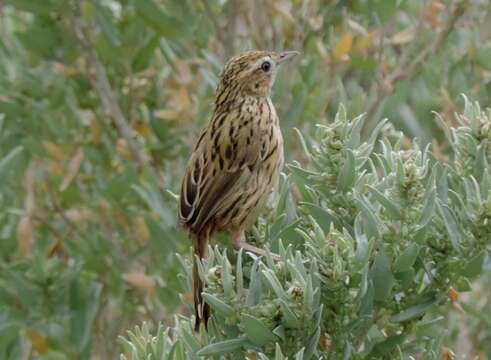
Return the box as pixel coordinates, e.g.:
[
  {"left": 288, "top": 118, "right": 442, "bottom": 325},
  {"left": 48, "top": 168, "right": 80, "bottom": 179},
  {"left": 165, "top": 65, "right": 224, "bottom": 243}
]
[{"left": 261, "top": 61, "right": 271, "bottom": 72}]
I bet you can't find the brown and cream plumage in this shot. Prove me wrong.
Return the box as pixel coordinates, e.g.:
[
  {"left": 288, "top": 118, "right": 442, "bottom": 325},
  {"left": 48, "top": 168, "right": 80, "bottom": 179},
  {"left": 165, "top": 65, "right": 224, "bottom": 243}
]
[{"left": 178, "top": 50, "right": 298, "bottom": 330}]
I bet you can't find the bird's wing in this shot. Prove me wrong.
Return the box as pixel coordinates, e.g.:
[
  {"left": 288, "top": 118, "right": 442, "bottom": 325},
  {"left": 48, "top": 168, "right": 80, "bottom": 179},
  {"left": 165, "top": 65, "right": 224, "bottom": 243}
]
[{"left": 179, "top": 105, "right": 267, "bottom": 234}]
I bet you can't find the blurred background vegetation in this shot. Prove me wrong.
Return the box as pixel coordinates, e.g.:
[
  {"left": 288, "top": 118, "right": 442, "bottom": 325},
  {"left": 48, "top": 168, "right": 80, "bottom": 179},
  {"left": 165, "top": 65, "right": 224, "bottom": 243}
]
[{"left": 0, "top": 0, "right": 490, "bottom": 358}]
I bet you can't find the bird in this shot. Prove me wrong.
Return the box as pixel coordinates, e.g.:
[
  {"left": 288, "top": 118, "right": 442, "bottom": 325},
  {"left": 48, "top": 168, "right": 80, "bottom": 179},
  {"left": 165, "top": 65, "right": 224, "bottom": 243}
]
[{"left": 178, "top": 50, "right": 299, "bottom": 330}]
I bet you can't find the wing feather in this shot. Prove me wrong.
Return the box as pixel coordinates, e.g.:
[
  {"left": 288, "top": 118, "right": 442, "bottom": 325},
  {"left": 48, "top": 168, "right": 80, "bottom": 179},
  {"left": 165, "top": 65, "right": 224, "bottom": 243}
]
[{"left": 179, "top": 103, "right": 265, "bottom": 233}]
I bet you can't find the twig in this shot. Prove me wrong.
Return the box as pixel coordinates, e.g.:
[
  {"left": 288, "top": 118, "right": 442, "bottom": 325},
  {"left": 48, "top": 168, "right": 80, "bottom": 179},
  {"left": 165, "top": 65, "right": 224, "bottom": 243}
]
[
  {"left": 46, "top": 177, "right": 78, "bottom": 234},
  {"left": 388, "top": 2, "right": 466, "bottom": 85},
  {"left": 31, "top": 213, "right": 63, "bottom": 239},
  {"left": 72, "top": 12, "right": 167, "bottom": 189},
  {"left": 73, "top": 18, "right": 151, "bottom": 169},
  {"left": 223, "top": 0, "right": 238, "bottom": 57},
  {"left": 0, "top": 0, "right": 5, "bottom": 38},
  {"left": 364, "top": 1, "right": 468, "bottom": 129},
  {"left": 202, "top": 0, "right": 226, "bottom": 51}
]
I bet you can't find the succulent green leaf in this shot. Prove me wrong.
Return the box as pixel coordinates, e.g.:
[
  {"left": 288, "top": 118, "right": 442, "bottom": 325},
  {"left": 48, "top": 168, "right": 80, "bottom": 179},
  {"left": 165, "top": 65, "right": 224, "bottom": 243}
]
[
  {"left": 367, "top": 118, "right": 388, "bottom": 146},
  {"left": 295, "top": 347, "right": 306, "bottom": 360},
  {"left": 436, "top": 200, "right": 462, "bottom": 251},
  {"left": 279, "top": 299, "right": 300, "bottom": 328},
  {"left": 370, "top": 254, "right": 394, "bottom": 302},
  {"left": 390, "top": 298, "right": 441, "bottom": 322},
  {"left": 337, "top": 149, "right": 356, "bottom": 190},
  {"left": 418, "top": 187, "right": 436, "bottom": 227},
  {"left": 222, "top": 256, "right": 234, "bottom": 297},
  {"left": 359, "top": 281, "right": 374, "bottom": 316},
  {"left": 432, "top": 111, "right": 454, "bottom": 147},
  {"left": 355, "top": 195, "right": 382, "bottom": 239},
  {"left": 262, "top": 269, "right": 287, "bottom": 300},
  {"left": 300, "top": 202, "right": 336, "bottom": 233},
  {"left": 462, "top": 251, "right": 486, "bottom": 278},
  {"left": 196, "top": 338, "right": 247, "bottom": 357},
  {"left": 241, "top": 314, "right": 277, "bottom": 347},
  {"left": 347, "top": 113, "right": 366, "bottom": 148},
  {"left": 273, "top": 325, "right": 286, "bottom": 341},
  {"left": 236, "top": 249, "right": 244, "bottom": 294},
  {"left": 246, "top": 260, "right": 262, "bottom": 306},
  {"left": 0, "top": 145, "right": 23, "bottom": 177},
  {"left": 275, "top": 343, "right": 286, "bottom": 360},
  {"left": 393, "top": 244, "right": 420, "bottom": 273},
  {"left": 367, "top": 185, "right": 402, "bottom": 219},
  {"left": 353, "top": 228, "right": 370, "bottom": 272},
  {"left": 293, "top": 127, "right": 312, "bottom": 159},
  {"left": 178, "top": 326, "right": 200, "bottom": 357},
  {"left": 303, "top": 276, "right": 314, "bottom": 313},
  {"left": 304, "top": 323, "right": 321, "bottom": 360},
  {"left": 367, "top": 334, "right": 405, "bottom": 358},
  {"left": 202, "top": 293, "right": 234, "bottom": 316}
]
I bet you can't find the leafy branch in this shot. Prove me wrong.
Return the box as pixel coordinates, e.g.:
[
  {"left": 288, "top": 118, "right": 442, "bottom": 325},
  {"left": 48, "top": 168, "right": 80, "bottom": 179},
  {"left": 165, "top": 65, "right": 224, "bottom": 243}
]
[{"left": 364, "top": 0, "right": 469, "bottom": 127}]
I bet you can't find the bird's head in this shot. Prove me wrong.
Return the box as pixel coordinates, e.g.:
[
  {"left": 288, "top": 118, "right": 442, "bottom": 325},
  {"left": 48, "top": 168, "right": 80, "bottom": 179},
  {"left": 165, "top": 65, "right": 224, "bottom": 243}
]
[{"left": 216, "top": 50, "right": 299, "bottom": 101}]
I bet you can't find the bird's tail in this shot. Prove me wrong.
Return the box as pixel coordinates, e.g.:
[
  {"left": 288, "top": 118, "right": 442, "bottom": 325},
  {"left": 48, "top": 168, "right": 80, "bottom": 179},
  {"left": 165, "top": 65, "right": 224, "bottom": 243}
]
[{"left": 192, "top": 230, "right": 210, "bottom": 331}]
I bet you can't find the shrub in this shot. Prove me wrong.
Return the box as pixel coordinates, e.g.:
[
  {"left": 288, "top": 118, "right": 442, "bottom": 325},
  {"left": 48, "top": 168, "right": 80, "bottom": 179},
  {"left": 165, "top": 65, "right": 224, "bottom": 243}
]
[{"left": 120, "top": 98, "right": 491, "bottom": 359}]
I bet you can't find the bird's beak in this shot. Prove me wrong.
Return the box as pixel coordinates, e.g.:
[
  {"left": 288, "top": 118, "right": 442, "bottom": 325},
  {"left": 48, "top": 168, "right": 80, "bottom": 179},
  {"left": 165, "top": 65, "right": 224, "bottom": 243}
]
[{"left": 276, "top": 51, "right": 300, "bottom": 65}]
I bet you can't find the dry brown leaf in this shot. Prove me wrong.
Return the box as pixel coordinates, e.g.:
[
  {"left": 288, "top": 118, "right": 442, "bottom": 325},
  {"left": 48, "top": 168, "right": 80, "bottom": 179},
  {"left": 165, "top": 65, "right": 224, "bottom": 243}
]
[
  {"left": 89, "top": 118, "right": 102, "bottom": 144},
  {"left": 24, "top": 163, "right": 36, "bottom": 214},
  {"left": 154, "top": 109, "right": 181, "bottom": 120},
  {"left": 99, "top": 199, "right": 111, "bottom": 212},
  {"left": 391, "top": 26, "right": 417, "bottom": 45},
  {"left": 175, "top": 60, "right": 193, "bottom": 86},
  {"left": 332, "top": 34, "right": 353, "bottom": 61},
  {"left": 319, "top": 332, "right": 330, "bottom": 351},
  {"left": 65, "top": 208, "right": 92, "bottom": 224},
  {"left": 178, "top": 87, "right": 191, "bottom": 110},
  {"left": 245, "top": 353, "right": 257, "bottom": 360},
  {"left": 116, "top": 138, "right": 131, "bottom": 158},
  {"left": 17, "top": 216, "right": 34, "bottom": 258},
  {"left": 47, "top": 159, "right": 64, "bottom": 177},
  {"left": 45, "top": 238, "right": 65, "bottom": 258},
  {"left": 25, "top": 329, "right": 49, "bottom": 354},
  {"left": 135, "top": 121, "right": 152, "bottom": 137},
  {"left": 447, "top": 286, "right": 459, "bottom": 301},
  {"left": 308, "top": 15, "right": 323, "bottom": 31},
  {"left": 115, "top": 211, "right": 129, "bottom": 229},
  {"left": 315, "top": 37, "right": 328, "bottom": 60},
  {"left": 424, "top": 0, "right": 445, "bottom": 28},
  {"left": 59, "top": 148, "right": 84, "bottom": 192},
  {"left": 78, "top": 109, "right": 95, "bottom": 126},
  {"left": 352, "top": 32, "right": 375, "bottom": 54},
  {"left": 451, "top": 301, "right": 465, "bottom": 315},
  {"left": 42, "top": 140, "right": 64, "bottom": 161},
  {"left": 113, "top": 160, "right": 124, "bottom": 175},
  {"left": 138, "top": 66, "right": 157, "bottom": 77},
  {"left": 135, "top": 216, "right": 150, "bottom": 245},
  {"left": 53, "top": 62, "right": 79, "bottom": 76},
  {"left": 122, "top": 272, "right": 155, "bottom": 294},
  {"left": 272, "top": 0, "right": 294, "bottom": 23},
  {"left": 348, "top": 19, "right": 368, "bottom": 36},
  {"left": 441, "top": 347, "right": 456, "bottom": 360}
]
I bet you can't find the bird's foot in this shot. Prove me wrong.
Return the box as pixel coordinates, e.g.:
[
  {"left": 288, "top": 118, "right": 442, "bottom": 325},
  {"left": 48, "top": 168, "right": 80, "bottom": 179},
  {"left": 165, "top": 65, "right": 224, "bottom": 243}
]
[{"left": 231, "top": 231, "right": 281, "bottom": 261}]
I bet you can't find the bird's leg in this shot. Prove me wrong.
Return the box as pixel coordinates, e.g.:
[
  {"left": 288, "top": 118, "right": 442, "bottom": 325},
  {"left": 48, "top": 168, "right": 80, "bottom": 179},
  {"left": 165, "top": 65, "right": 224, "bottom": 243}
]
[{"left": 231, "top": 230, "right": 281, "bottom": 261}]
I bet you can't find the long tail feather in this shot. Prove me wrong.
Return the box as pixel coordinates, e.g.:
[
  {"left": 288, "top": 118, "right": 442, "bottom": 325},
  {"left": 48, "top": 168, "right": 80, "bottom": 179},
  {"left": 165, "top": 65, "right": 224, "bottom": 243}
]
[{"left": 192, "top": 231, "right": 210, "bottom": 331}]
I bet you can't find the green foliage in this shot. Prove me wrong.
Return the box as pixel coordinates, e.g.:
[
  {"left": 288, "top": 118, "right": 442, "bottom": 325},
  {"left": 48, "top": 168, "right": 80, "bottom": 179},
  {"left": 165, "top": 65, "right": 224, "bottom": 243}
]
[
  {"left": 120, "top": 101, "right": 491, "bottom": 359},
  {"left": 1, "top": 0, "right": 491, "bottom": 358}
]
